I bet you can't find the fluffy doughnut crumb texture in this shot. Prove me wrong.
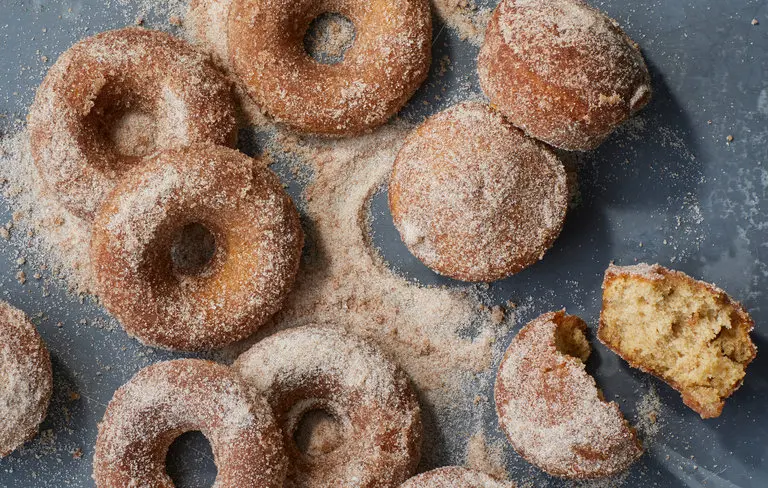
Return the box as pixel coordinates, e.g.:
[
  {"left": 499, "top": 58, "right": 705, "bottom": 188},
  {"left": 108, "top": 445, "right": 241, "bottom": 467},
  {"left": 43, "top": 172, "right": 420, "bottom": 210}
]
[
  {"left": 494, "top": 311, "right": 643, "bottom": 479},
  {"left": 0, "top": 302, "right": 53, "bottom": 458},
  {"left": 599, "top": 263, "right": 756, "bottom": 418},
  {"left": 399, "top": 466, "right": 516, "bottom": 487}
]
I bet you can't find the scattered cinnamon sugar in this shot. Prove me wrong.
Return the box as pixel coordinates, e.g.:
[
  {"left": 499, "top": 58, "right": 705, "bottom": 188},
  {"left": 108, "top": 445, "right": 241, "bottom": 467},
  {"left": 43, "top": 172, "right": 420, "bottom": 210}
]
[
  {"left": 466, "top": 432, "right": 509, "bottom": 480},
  {"left": 431, "top": 0, "right": 493, "bottom": 45}
]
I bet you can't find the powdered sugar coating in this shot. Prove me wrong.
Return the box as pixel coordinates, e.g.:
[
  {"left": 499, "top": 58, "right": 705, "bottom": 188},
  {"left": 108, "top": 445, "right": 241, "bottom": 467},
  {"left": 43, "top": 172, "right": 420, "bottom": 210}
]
[
  {"left": 478, "top": 0, "right": 651, "bottom": 151},
  {"left": 27, "top": 27, "right": 238, "bottom": 220},
  {"left": 227, "top": 0, "right": 432, "bottom": 136},
  {"left": 234, "top": 325, "right": 422, "bottom": 488},
  {"left": 0, "top": 302, "right": 53, "bottom": 458},
  {"left": 495, "top": 311, "right": 643, "bottom": 479},
  {"left": 93, "top": 359, "right": 287, "bottom": 487},
  {"left": 399, "top": 466, "right": 516, "bottom": 487},
  {"left": 90, "top": 144, "right": 304, "bottom": 351},
  {"left": 389, "top": 102, "right": 568, "bottom": 282}
]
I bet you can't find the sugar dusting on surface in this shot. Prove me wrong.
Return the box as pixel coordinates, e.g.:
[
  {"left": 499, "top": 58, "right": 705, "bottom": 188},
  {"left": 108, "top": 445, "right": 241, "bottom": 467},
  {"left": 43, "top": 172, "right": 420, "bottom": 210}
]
[{"left": 431, "top": 0, "right": 493, "bottom": 46}]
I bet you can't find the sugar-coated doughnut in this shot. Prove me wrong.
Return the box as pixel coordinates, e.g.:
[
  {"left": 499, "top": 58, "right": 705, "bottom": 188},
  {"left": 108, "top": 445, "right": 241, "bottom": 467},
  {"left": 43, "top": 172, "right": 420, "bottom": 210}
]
[
  {"left": 227, "top": 0, "right": 432, "bottom": 136},
  {"left": 0, "top": 302, "right": 53, "bottom": 457},
  {"left": 495, "top": 311, "right": 642, "bottom": 479},
  {"left": 93, "top": 359, "right": 286, "bottom": 487},
  {"left": 478, "top": 0, "right": 652, "bottom": 151},
  {"left": 28, "top": 27, "right": 237, "bottom": 220},
  {"left": 90, "top": 144, "right": 303, "bottom": 351},
  {"left": 234, "top": 325, "right": 422, "bottom": 488},
  {"left": 389, "top": 102, "right": 568, "bottom": 282},
  {"left": 399, "top": 467, "right": 516, "bottom": 487}
]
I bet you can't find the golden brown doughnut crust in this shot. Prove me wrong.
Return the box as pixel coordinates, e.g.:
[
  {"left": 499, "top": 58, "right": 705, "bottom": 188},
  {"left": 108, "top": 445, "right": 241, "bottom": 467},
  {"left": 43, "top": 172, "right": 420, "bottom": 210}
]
[
  {"left": 389, "top": 102, "right": 568, "bottom": 282},
  {"left": 0, "top": 302, "right": 53, "bottom": 457},
  {"left": 93, "top": 359, "right": 286, "bottom": 487},
  {"left": 478, "top": 0, "right": 652, "bottom": 151},
  {"left": 234, "top": 325, "right": 422, "bottom": 488},
  {"left": 228, "top": 0, "right": 432, "bottom": 136},
  {"left": 28, "top": 27, "right": 237, "bottom": 220},
  {"left": 495, "top": 311, "right": 643, "bottom": 479},
  {"left": 399, "top": 467, "right": 516, "bottom": 487},
  {"left": 90, "top": 144, "right": 303, "bottom": 351}
]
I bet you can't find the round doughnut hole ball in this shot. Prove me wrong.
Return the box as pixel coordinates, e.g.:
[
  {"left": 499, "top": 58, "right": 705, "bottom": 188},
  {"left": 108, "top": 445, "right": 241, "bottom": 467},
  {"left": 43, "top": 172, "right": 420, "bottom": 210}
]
[
  {"left": 478, "top": 0, "right": 652, "bottom": 151},
  {"left": 170, "top": 223, "right": 218, "bottom": 276},
  {"left": 303, "top": 12, "right": 357, "bottom": 65}
]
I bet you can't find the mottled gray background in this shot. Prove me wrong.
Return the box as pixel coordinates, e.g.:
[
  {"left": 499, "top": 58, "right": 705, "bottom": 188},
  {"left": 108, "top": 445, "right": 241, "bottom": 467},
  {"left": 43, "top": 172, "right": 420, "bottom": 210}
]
[{"left": 0, "top": 0, "right": 767, "bottom": 487}]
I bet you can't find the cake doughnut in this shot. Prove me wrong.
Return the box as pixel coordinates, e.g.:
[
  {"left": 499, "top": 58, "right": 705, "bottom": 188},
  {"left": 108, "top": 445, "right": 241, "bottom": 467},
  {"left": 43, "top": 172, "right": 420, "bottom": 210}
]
[
  {"left": 600, "top": 263, "right": 756, "bottom": 418},
  {"left": 90, "top": 144, "right": 303, "bottom": 351},
  {"left": 227, "top": 0, "right": 432, "bottom": 136},
  {"left": 495, "top": 311, "right": 642, "bottom": 479},
  {"left": 399, "top": 467, "right": 516, "bottom": 487},
  {"left": 478, "top": 0, "right": 652, "bottom": 151},
  {"left": 233, "top": 325, "right": 422, "bottom": 487},
  {"left": 93, "top": 359, "right": 286, "bottom": 487},
  {"left": 28, "top": 27, "right": 238, "bottom": 220},
  {"left": 0, "top": 302, "right": 53, "bottom": 457},
  {"left": 187, "top": 0, "right": 233, "bottom": 67},
  {"left": 388, "top": 102, "right": 568, "bottom": 282}
]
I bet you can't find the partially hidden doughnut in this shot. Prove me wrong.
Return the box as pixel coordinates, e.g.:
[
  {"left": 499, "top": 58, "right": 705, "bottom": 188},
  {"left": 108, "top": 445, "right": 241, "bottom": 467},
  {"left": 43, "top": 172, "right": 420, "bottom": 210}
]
[
  {"left": 495, "top": 311, "right": 642, "bottom": 479},
  {"left": 388, "top": 102, "right": 568, "bottom": 282},
  {"left": 227, "top": 0, "right": 432, "bottom": 136},
  {"left": 28, "top": 27, "right": 238, "bottom": 220},
  {"left": 399, "top": 467, "right": 516, "bottom": 487},
  {"left": 600, "top": 263, "right": 757, "bottom": 418},
  {"left": 93, "top": 359, "right": 286, "bottom": 487},
  {"left": 90, "top": 144, "right": 303, "bottom": 351},
  {"left": 233, "top": 325, "right": 422, "bottom": 487},
  {"left": 478, "top": 0, "right": 652, "bottom": 151},
  {"left": 0, "top": 302, "right": 53, "bottom": 457}
]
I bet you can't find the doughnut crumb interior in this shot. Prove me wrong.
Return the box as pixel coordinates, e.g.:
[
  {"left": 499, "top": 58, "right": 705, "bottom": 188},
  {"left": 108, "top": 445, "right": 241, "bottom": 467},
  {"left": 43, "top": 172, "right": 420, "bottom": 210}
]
[{"left": 600, "top": 264, "right": 757, "bottom": 418}]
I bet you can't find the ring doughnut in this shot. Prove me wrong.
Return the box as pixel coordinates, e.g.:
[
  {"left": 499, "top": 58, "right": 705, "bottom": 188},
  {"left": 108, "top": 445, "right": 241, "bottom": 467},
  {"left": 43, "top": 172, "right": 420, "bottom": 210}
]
[
  {"left": 495, "top": 311, "right": 642, "bottom": 479},
  {"left": 227, "top": 0, "right": 432, "bottom": 136},
  {"left": 93, "top": 359, "right": 286, "bottom": 487},
  {"left": 233, "top": 325, "right": 422, "bottom": 487},
  {"left": 90, "top": 143, "right": 303, "bottom": 351},
  {"left": 389, "top": 102, "right": 568, "bottom": 282},
  {"left": 0, "top": 302, "right": 53, "bottom": 457},
  {"left": 399, "top": 467, "right": 516, "bottom": 487},
  {"left": 478, "top": 0, "right": 652, "bottom": 151},
  {"left": 28, "top": 27, "right": 238, "bottom": 219}
]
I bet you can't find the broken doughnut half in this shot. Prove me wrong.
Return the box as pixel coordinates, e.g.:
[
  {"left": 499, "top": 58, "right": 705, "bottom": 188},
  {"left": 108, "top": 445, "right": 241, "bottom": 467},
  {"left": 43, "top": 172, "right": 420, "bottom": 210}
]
[
  {"left": 495, "top": 310, "right": 642, "bottom": 479},
  {"left": 599, "top": 263, "right": 757, "bottom": 418}
]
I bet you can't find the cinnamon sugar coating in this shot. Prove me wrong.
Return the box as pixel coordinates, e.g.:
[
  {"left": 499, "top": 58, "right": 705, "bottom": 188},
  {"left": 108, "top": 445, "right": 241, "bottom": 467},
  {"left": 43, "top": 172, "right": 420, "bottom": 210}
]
[
  {"left": 389, "top": 102, "right": 568, "bottom": 282},
  {"left": 93, "top": 359, "right": 287, "bottom": 487},
  {"left": 495, "top": 311, "right": 643, "bottom": 479},
  {"left": 234, "top": 325, "right": 422, "bottom": 488},
  {"left": 0, "top": 302, "right": 53, "bottom": 458},
  {"left": 399, "top": 467, "right": 516, "bottom": 487},
  {"left": 227, "top": 0, "right": 432, "bottom": 136},
  {"left": 90, "top": 144, "right": 303, "bottom": 351},
  {"left": 27, "top": 27, "right": 238, "bottom": 220},
  {"left": 478, "top": 0, "right": 651, "bottom": 151}
]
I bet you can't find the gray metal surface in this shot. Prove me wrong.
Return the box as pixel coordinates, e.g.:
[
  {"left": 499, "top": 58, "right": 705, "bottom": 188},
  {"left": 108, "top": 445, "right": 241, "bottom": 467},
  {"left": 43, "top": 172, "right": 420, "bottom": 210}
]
[{"left": 1, "top": 0, "right": 767, "bottom": 487}]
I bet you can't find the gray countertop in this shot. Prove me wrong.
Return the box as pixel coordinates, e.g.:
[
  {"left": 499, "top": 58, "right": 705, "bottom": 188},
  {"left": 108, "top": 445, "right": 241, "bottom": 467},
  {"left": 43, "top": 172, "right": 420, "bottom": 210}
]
[{"left": 1, "top": 0, "right": 767, "bottom": 487}]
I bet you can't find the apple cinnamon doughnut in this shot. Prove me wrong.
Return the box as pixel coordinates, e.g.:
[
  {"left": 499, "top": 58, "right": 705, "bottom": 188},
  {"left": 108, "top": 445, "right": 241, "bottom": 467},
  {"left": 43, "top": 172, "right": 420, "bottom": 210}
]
[
  {"left": 233, "top": 325, "right": 422, "bottom": 488},
  {"left": 0, "top": 302, "right": 53, "bottom": 457},
  {"left": 478, "top": 0, "right": 652, "bottom": 151},
  {"left": 227, "top": 0, "right": 432, "bottom": 136},
  {"left": 28, "top": 27, "right": 237, "bottom": 220},
  {"left": 399, "top": 467, "right": 516, "bottom": 487},
  {"left": 495, "top": 311, "right": 643, "bottom": 479},
  {"left": 389, "top": 102, "right": 568, "bottom": 282},
  {"left": 93, "top": 359, "right": 286, "bottom": 487},
  {"left": 90, "top": 144, "right": 303, "bottom": 351}
]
